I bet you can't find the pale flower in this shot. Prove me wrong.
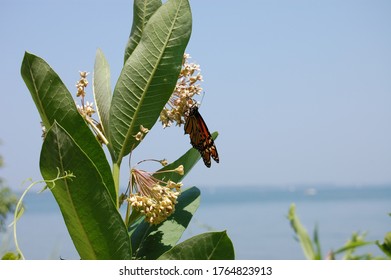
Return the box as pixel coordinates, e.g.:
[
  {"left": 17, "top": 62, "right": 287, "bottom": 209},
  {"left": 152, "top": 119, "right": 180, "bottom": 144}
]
[
  {"left": 128, "top": 165, "right": 184, "bottom": 225},
  {"left": 159, "top": 53, "right": 203, "bottom": 128}
]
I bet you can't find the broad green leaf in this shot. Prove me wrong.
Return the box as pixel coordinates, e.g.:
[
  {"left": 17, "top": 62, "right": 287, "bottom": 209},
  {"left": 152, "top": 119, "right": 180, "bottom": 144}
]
[
  {"left": 93, "top": 49, "right": 112, "bottom": 142},
  {"left": 158, "top": 231, "right": 235, "bottom": 260},
  {"left": 288, "top": 204, "right": 318, "bottom": 260},
  {"left": 124, "top": 0, "right": 162, "bottom": 63},
  {"left": 40, "top": 122, "right": 131, "bottom": 260},
  {"left": 109, "top": 0, "right": 192, "bottom": 163},
  {"left": 131, "top": 186, "right": 200, "bottom": 260},
  {"left": 21, "top": 52, "right": 116, "bottom": 204},
  {"left": 154, "top": 132, "right": 219, "bottom": 183}
]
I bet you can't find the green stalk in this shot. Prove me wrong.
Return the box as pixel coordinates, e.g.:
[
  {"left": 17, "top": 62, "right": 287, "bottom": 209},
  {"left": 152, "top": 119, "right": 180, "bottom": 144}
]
[{"left": 112, "top": 162, "right": 121, "bottom": 208}]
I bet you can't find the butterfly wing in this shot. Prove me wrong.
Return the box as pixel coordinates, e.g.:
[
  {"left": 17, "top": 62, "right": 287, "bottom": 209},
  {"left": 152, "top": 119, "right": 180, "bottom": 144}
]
[{"left": 184, "top": 106, "right": 219, "bottom": 167}]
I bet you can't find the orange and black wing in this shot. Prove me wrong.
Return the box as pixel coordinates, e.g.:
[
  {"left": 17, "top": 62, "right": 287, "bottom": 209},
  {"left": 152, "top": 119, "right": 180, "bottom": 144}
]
[{"left": 184, "top": 106, "right": 219, "bottom": 167}]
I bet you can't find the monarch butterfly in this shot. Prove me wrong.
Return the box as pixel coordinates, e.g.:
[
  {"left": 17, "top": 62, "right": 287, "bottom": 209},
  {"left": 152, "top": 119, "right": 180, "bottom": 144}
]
[{"left": 184, "top": 105, "right": 219, "bottom": 167}]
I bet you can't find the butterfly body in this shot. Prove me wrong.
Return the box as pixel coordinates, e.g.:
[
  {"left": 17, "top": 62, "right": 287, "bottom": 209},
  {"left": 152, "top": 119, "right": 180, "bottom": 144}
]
[{"left": 184, "top": 105, "right": 219, "bottom": 167}]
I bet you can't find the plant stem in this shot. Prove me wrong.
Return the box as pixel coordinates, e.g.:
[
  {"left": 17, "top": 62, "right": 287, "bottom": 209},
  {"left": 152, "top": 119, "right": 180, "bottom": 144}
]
[
  {"left": 112, "top": 162, "right": 121, "bottom": 208},
  {"left": 125, "top": 201, "right": 131, "bottom": 227}
]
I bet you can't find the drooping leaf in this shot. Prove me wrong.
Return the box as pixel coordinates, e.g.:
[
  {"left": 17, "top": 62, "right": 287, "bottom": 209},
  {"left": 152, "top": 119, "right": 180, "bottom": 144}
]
[
  {"left": 130, "top": 186, "right": 200, "bottom": 259},
  {"left": 124, "top": 0, "right": 162, "bottom": 63},
  {"left": 158, "top": 231, "right": 235, "bottom": 260},
  {"left": 40, "top": 122, "right": 131, "bottom": 260},
  {"left": 109, "top": 0, "right": 192, "bottom": 163},
  {"left": 21, "top": 52, "right": 116, "bottom": 204}
]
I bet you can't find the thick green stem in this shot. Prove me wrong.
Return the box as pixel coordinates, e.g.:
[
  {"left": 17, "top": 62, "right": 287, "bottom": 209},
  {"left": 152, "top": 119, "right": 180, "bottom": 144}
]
[
  {"left": 112, "top": 162, "right": 121, "bottom": 208},
  {"left": 125, "top": 200, "right": 131, "bottom": 227}
]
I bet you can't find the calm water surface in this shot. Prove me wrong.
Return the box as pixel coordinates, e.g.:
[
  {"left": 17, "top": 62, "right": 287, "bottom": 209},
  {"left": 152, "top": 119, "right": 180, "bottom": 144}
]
[{"left": 3, "top": 185, "right": 390, "bottom": 259}]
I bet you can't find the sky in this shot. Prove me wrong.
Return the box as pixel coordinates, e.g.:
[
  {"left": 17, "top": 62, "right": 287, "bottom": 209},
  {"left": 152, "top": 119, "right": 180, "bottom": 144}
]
[{"left": 1, "top": 0, "right": 391, "bottom": 192}]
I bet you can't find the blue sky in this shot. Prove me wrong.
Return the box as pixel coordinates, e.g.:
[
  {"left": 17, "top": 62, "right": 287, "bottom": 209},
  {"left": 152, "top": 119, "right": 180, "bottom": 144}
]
[{"left": 1, "top": 0, "right": 390, "bottom": 191}]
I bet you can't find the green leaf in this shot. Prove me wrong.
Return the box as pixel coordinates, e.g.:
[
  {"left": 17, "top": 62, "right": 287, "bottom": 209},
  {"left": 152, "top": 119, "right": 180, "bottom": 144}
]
[
  {"left": 333, "top": 241, "right": 374, "bottom": 256},
  {"left": 21, "top": 52, "right": 117, "bottom": 204},
  {"left": 93, "top": 49, "right": 112, "bottom": 141},
  {"left": 158, "top": 231, "right": 235, "bottom": 260},
  {"left": 40, "top": 122, "right": 131, "bottom": 259},
  {"left": 313, "top": 224, "right": 322, "bottom": 259},
  {"left": 288, "top": 204, "right": 319, "bottom": 260},
  {"left": 333, "top": 232, "right": 373, "bottom": 257},
  {"left": 1, "top": 252, "right": 22, "bottom": 260},
  {"left": 377, "top": 232, "right": 391, "bottom": 258},
  {"left": 131, "top": 186, "right": 200, "bottom": 259},
  {"left": 124, "top": 0, "right": 162, "bottom": 63},
  {"left": 109, "top": 0, "right": 192, "bottom": 163},
  {"left": 154, "top": 132, "right": 219, "bottom": 182}
]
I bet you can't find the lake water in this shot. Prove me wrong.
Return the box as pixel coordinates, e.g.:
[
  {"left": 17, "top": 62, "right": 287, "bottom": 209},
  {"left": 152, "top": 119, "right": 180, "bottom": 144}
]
[{"left": 2, "top": 185, "right": 390, "bottom": 259}]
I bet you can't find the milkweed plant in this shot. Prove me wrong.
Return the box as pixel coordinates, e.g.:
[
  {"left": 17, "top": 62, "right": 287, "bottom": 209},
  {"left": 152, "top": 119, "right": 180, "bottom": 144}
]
[{"left": 11, "top": 0, "right": 234, "bottom": 260}]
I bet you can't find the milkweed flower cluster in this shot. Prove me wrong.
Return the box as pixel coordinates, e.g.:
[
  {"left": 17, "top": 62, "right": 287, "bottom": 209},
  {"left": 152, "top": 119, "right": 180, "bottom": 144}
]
[
  {"left": 128, "top": 165, "right": 184, "bottom": 225},
  {"left": 76, "top": 101, "right": 95, "bottom": 118},
  {"left": 160, "top": 53, "right": 203, "bottom": 128},
  {"left": 76, "top": 71, "right": 95, "bottom": 117},
  {"left": 76, "top": 71, "right": 89, "bottom": 98},
  {"left": 75, "top": 71, "right": 108, "bottom": 145},
  {"left": 76, "top": 71, "right": 95, "bottom": 118}
]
